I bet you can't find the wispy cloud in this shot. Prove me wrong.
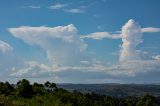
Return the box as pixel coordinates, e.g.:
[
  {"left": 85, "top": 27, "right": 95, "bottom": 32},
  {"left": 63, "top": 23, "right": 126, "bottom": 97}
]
[
  {"left": 47, "top": 2, "right": 85, "bottom": 14},
  {"left": 48, "top": 3, "right": 66, "bottom": 9},
  {"left": 152, "top": 55, "right": 160, "bottom": 61},
  {"left": 81, "top": 32, "right": 120, "bottom": 40},
  {"left": 0, "top": 40, "right": 13, "bottom": 53},
  {"left": 64, "top": 8, "right": 85, "bottom": 14},
  {"left": 141, "top": 27, "right": 160, "bottom": 33},
  {"left": 21, "top": 6, "right": 41, "bottom": 9}
]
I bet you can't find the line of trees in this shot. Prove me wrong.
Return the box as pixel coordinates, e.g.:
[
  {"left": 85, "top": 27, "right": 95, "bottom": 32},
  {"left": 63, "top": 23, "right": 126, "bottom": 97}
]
[
  {"left": 0, "top": 79, "right": 159, "bottom": 106},
  {"left": 0, "top": 79, "right": 57, "bottom": 98}
]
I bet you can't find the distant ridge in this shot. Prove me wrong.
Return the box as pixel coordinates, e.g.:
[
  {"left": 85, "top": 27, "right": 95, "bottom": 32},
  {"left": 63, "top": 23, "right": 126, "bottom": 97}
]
[{"left": 57, "top": 83, "right": 160, "bottom": 97}]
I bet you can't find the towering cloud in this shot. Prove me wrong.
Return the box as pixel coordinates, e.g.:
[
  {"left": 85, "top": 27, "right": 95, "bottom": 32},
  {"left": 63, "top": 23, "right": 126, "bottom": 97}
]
[{"left": 120, "top": 19, "right": 142, "bottom": 62}]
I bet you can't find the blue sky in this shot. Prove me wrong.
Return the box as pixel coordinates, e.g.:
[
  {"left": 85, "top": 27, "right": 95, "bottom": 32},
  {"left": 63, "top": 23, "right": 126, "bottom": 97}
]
[{"left": 0, "top": 0, "right": 160, "bottom": 83}]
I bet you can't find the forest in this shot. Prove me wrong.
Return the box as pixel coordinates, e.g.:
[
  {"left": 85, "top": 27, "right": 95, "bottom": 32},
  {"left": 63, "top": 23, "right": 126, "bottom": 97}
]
[{"left": 0, "top": 79, "right": 160, "bottom": 106}]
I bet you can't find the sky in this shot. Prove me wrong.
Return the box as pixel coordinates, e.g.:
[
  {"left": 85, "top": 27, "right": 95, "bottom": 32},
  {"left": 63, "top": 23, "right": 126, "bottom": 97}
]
[{"left": 0, "top": 0, "right": 160, "bottom": 84}]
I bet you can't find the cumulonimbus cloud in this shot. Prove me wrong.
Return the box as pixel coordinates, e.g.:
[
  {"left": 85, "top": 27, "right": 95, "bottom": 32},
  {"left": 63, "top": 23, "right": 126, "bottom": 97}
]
[{"left": 8, "top": 24, "right": 87, "bottom": 65}]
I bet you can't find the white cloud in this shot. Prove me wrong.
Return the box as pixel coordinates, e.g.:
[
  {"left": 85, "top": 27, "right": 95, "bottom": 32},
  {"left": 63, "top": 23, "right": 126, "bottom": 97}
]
[
  {"left": 64, "top": 8, "right": 85, "bottom": 13},
  {"left": 75, "top": 19, "right": 158, "bottom": 81},
  {"left": 116, "top": 19, "right": 160, "bottom": 80},
  {"left": 0, "top": 40, "right": 13, "bottom": 53},
  {"left": 81, "top": 32, "right": 120, "bottom": 40},
  {"left": 142, "top": 27, "right": 160, "bottom": 33},
  {"left": 9, "top": 59, "right": 160, "bottom": 83},
  {"left": 106, "top": 60, "right": 160, "bottom": 77},
  {"left": 8, "top": 24, "right": 87, "bottom": 65},
  {"left": 6, "top": 19, "right": 160, "bottom": 83},
  {"left": 120, "top": 19, "right": 142, "bottom": 62},
  {"left": 81, "top": 25, "right": 160, "bottom": 41},
  {"left": 48, "top": 3, "right": 66, "bottom": 9},
  {"left": 9, "top": 60, "right": 108, "bottom": 78},
  {"left": 152, "top": 55, "right": 160, "bottom": 61},
  {"left": 10, "top": 61, "right": 54, "bottom": 77},
  {"left": 119, "top": 19, "right": 160, "bottom": 63},
  {"left": 0, "top": 40, "right": 25, "bottom": 79},
  {"left": 47, "top": 3, "right": 85, "bottom": 14}
]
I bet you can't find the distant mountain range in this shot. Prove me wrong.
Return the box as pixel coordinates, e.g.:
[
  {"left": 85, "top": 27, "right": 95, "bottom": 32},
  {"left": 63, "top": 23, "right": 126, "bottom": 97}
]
[{"left": 57, "top": 84, "right": 160, "bottom": 97}]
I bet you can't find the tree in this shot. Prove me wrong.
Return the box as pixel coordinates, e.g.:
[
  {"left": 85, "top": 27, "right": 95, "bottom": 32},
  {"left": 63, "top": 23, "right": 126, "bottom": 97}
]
[
  {"left": 0, "top": 82, "right": 14, "bottom": 95},
  {"left": 44, "top": 81, "right": 51, "bottom": 88},
  {"left": 119, "top": 97, "right": 134, "bottom": 106},
  {"left": 136, "top": 94, "right": 156, "bottom": 106},
  {"left": 44, "top": 81, "right": 57, "bottom": 91},
  {"left": 16, "top": 79, "right": 34, "bottom": 98},
  {"left": 32, "top": 82, "right": 45, "bottom": 95}
]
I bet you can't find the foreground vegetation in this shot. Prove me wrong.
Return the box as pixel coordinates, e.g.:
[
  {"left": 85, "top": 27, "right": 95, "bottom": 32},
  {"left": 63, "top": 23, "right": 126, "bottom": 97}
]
[{"left": 0, "top": 79, "right": 160, "bottom": 106}]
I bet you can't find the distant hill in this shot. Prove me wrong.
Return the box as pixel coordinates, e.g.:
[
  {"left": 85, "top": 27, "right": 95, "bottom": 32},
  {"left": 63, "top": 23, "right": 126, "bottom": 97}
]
[{"left": 57, "top": 84, "right": 160, "bottom": 97}]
